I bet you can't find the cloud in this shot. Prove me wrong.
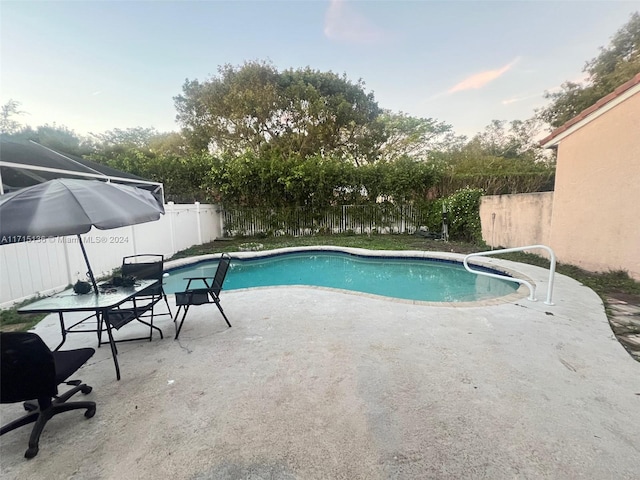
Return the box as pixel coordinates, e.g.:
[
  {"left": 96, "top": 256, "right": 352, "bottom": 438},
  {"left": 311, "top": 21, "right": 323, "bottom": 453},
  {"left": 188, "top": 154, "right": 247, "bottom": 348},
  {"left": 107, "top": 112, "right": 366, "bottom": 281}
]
[
  {"left": 448, "top": 58, "right": 520, "bottom": 94},
  {"left": 91, "top": 91, "right": 102, "bottom": 96},
  {"left": 324, "top": 0, "right": 386, "bottom": 44}
]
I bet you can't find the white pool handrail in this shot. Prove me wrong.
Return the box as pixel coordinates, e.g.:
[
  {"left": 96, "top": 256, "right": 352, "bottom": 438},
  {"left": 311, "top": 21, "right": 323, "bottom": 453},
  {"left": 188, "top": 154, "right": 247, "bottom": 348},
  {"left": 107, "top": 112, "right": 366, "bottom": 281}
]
[{"left": 463, "top": 245, "right": 556, "bottom": 305}]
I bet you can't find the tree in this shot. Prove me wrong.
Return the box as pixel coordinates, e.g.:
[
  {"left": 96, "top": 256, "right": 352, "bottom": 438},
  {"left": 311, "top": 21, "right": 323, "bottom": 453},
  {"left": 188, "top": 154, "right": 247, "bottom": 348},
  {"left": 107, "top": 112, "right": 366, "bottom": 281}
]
[
  {"left": 461, "top": 119, "right": 546, "bottom": 161},
  {"left": 539, "top": 12, "right": 640, "bottom": 128},
  {"left": 4, "top": 122, "right": 92, "bottom": 156},
  {"left": 0, "top": 100, "right": 25, "bottom": 135},
  {"left": 276, "top": 66, "right": 383, "bottom": 165},
  {"left": 360, "top": 156, "right": 442, "bottom": 204},
  {"left": 86, "top": 126, "right": 213, "bottom": 201},
  {"left": 375, "top": 111, "right": 465, "bottom": 163},
  {"left": 34, "top": 124, "right": 91, "bottom": 155},
  {"left": 174, "top": 61, "right": 383, "bottom": 164},
  {"left": 175, "top": 61, "right": 281, "bottom": 153},
  {"left": 0, "top": 102, "right": 95, "bottom": 155},
  {"left": 148, "top": 132, "right": 191, "bottom": 157},
  {"left": 89, "top": 127, "right": 192, "bottom": 159},
  {"left": 91, "top": 127, "right": 160, "bottom": 149}
]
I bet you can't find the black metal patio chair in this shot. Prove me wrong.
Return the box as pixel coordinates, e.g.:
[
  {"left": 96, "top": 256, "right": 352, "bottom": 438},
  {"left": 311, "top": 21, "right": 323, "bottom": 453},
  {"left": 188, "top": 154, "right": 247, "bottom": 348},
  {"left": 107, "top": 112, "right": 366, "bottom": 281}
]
[
  {"left": 173, "top": 253, "right": 232, "bottom": 339},
  {"left": 98, "top": 254, "right": 171, "bottom": 344}
]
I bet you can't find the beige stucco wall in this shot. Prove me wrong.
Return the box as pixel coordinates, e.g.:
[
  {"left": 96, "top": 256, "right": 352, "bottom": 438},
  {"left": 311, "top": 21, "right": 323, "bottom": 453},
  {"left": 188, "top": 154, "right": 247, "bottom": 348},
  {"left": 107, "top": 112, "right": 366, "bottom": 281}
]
[
  {"left": 480, "top": 192, "right": 554, "bottom": 255},
  {"left": 479, "top": 91, "right": 639, "bottom": 279},
  {"left": 549, "top": 92, "right": 640, "bottom": 279}
]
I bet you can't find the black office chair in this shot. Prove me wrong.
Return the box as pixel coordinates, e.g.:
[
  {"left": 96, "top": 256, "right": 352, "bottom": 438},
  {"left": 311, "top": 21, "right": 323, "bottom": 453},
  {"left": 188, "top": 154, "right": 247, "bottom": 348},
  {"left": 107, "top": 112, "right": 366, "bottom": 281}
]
[
  {"left": 174, "top": 253, "right": 232, "bottom": 339},
  {"left": 0, "top": 332, "right": 96, "bottom": 459}
]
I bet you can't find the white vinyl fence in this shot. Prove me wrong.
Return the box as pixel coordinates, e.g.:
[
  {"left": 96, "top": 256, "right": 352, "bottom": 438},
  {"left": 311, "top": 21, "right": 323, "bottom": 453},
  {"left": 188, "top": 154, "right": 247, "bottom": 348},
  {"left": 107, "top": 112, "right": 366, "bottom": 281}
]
[{"left": 0, "top": 203, "right": 223, "bottom": 308}]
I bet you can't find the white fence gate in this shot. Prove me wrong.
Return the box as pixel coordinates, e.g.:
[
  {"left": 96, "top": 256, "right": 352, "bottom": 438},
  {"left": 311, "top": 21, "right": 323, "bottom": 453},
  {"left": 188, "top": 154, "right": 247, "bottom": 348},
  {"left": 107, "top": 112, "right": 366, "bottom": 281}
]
[{"left": 0, "top": 203, "right": 223, "bottom": 308}]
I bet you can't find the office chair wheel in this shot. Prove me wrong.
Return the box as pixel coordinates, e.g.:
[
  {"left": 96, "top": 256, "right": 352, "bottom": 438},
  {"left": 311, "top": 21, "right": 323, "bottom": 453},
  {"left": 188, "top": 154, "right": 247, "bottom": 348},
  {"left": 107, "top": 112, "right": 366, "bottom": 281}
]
[
  {"left": 85, "top": 406, "right": 96, "bottom": 418},
  {"left": 23, "top": 401, "right": 38, "bottom": 412},
  {"left": 25, "top": 446, "right": 39, "bottom": 459},
  {"left": 81, "top": 385, "right": 92, "bottom": 394}
]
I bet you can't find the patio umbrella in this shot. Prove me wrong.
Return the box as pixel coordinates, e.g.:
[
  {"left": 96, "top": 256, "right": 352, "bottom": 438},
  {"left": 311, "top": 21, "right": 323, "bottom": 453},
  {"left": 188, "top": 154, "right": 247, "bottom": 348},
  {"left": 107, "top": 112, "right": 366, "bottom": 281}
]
[{"left": 0, "top": 178, "right": 165, "bottom": 294}]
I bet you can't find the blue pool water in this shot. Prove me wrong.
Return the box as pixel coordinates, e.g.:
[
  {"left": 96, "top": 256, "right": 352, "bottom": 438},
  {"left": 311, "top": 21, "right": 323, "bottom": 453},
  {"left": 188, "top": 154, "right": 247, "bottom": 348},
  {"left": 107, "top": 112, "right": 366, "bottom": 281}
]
[{"left": 164, "top": 251, "right": 519, "bottom": 303}]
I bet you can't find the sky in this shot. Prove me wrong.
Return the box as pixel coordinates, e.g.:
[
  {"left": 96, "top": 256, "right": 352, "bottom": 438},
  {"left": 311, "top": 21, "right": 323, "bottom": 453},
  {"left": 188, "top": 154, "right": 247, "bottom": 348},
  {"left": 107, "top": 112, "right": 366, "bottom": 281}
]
[{"left": 1, "top": 0, "right": 639, "bottom": 139}]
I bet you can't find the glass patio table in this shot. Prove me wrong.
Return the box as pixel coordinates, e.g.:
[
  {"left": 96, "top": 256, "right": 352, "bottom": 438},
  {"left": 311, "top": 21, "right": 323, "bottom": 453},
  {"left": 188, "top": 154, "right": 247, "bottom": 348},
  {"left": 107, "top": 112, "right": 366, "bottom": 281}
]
[{"left": 18, "top": 279, "right": 160, "bottom": 381}]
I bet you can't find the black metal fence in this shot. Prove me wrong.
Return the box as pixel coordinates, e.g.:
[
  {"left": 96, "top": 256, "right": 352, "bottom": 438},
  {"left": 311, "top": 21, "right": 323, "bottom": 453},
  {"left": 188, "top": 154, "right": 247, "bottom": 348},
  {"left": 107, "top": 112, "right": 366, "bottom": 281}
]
[{"left": 222, "top": 205, "right": 431, "bottom": 237}]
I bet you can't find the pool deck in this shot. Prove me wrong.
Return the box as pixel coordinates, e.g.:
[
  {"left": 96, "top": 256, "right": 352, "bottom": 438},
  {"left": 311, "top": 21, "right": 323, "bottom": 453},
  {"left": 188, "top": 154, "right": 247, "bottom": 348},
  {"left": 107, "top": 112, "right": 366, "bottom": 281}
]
[{"left": 1, "top": 252, "right": 638, "bottom": 479}]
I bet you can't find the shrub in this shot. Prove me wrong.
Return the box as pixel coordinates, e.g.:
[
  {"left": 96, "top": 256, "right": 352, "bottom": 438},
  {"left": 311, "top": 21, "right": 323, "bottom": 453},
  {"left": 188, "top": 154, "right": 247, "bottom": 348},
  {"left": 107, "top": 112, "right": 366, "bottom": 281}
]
[{"left": 445, "top": 186, "right": 484, "bottom": 243}]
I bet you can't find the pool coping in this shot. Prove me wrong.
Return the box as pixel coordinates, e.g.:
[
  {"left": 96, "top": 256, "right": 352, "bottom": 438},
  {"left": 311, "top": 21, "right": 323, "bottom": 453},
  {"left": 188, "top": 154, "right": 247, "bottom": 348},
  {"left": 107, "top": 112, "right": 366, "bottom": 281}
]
[{"left": 164, "top": 246, "right": 532, "bottom": 307}]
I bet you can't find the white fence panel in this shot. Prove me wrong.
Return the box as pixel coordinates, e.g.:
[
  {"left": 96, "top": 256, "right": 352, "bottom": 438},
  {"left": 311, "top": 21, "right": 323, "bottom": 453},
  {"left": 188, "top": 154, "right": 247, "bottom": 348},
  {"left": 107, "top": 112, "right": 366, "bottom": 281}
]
[
  {"left": 0, "top": 203, "right": 223, "bottom": 308},
  {"left": 68, "top": 226, "right": 138, "bottom": 281},
  {"left": 197, "top": 204, "right": 223, "bottom": 243},
  {"left": 1, "top": 239, "right": 69, "bottom": 303},
  {"left": 168, "top": 204, "right": 201, "bottom": 254},
  {"left": 132, "top": 217, "right": 173, "bottom": 259}
]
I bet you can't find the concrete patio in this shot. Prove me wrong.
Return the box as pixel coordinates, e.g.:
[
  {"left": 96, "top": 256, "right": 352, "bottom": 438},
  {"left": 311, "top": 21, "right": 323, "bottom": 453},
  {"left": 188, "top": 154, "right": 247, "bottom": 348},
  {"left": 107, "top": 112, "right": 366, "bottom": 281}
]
[{"left": 1, "top": 257, "right": 638, "bottom": 479}]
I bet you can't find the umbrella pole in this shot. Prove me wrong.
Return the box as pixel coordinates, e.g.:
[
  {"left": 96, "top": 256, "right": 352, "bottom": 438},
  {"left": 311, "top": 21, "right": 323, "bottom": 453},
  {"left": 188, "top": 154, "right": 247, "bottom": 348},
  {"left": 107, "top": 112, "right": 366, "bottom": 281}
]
[{"left": 78, "top": 235, "right": 100, "bottom": 295}]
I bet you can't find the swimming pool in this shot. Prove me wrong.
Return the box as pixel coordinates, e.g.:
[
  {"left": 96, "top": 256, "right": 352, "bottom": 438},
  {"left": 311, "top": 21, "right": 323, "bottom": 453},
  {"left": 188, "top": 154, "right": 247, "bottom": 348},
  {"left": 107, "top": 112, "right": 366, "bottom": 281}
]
[{"left": 164, "top": 249, "right": 521, "bottom": 303}]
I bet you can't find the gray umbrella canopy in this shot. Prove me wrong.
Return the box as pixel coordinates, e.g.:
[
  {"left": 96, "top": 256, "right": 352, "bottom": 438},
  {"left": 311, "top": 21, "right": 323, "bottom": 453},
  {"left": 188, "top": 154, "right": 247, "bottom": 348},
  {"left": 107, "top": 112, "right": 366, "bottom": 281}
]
[
  {"left": 0, "top": 178, "right": 165, "bottom": 293},
  {"left": 0, "top": 178, "right": 164, "bottom": 241}
]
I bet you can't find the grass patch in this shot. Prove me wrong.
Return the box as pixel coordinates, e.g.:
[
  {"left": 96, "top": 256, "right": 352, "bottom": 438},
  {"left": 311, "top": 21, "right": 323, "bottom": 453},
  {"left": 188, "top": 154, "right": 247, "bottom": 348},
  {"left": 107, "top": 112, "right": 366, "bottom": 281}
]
[
  {"left": 171, "top": 232, "right": 480, "bottom": 259},
  {"left": 0, "top": 298, "right": 47, "bottom": 332},
  {"left": 493, "top": 251, "right": 640, "bottom": 303}
]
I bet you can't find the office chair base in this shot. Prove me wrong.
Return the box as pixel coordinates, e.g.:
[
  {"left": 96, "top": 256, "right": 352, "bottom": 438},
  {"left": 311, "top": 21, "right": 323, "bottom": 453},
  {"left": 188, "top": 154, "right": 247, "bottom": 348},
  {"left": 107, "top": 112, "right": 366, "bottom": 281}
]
[
  {"left": 23, "top": 400, "right": 95, "bottom": 458},
  {"left": 23, "top": 382, "right": 90, "bottom": 411},
  {"left": 0, "top": 383, "right": 96, "bottom": 459}
]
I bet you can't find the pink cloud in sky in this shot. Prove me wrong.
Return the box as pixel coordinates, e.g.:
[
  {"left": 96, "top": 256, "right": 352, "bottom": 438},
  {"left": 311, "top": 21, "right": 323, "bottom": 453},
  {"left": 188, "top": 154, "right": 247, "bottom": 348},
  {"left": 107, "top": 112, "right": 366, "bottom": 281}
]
[
  {"left": 324, "top": 0, "right": 386, "bottom": 44},
  {"left": 448, "top": 58, "right": 520, "bottom": 94}
]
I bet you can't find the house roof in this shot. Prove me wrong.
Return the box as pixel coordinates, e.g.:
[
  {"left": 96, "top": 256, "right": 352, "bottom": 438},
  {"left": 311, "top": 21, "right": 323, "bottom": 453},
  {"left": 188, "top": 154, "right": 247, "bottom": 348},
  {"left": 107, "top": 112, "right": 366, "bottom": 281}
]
[
  {"left": 540, "top": 73, "right": 640, "bottom": 148},
  {"left": 0, "top": 139, "right": 164, "bottom": 197}
]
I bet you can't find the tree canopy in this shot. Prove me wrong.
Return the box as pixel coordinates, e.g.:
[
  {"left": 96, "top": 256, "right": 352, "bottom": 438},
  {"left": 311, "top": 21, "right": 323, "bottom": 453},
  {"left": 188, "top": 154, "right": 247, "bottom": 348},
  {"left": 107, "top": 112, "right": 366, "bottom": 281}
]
[
  {"left": 175, "top": 61, "right": 384, "bottom": 164},
  {"left": 375, "top": 111, "right": 465, "bottom": 162},
  {"left": 174, "top": 61, "right": 465, "bottom": 165},
  {"left": 459, "top": 119, "right": 547, "bottom": 162},
  {"left": 539, "top": 12, "right": 640, "bottom": 128},
  {"left": 1, "top": 121, "right": 93, "bottom": 157},
  {"left": 3, "top": 57, "right": 556, "bottom": 207},
  {"left": 0, "top": 100, "right": 25, "bottom": 135}
]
